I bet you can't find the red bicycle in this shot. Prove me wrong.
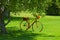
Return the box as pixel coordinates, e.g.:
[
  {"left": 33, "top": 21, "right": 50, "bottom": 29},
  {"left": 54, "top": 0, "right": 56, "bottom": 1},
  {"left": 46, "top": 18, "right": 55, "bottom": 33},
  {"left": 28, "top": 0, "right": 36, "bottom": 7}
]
[{"left": 20, "top": 15, "right": 43, "bottom": 32}]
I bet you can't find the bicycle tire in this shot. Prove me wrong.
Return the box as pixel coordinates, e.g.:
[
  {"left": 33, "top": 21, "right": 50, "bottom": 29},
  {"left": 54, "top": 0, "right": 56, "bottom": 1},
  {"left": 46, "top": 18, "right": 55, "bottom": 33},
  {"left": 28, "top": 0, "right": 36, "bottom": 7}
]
[
  {"left": 20, "top": 21, "right": 28, "bottom": 31},
  {"left": 32, "top": 21, "right": 43, "bottom": 32}
]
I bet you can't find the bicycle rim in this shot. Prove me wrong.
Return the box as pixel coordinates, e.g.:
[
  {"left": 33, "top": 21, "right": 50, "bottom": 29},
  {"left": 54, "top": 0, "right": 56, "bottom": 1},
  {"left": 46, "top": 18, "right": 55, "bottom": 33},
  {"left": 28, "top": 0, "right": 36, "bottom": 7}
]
[
  {"left": 20, "top": 21, "right": 28, "bottom": 31},
  {"left": 32, "top": 21, "right": 43, "bottom": 32}
]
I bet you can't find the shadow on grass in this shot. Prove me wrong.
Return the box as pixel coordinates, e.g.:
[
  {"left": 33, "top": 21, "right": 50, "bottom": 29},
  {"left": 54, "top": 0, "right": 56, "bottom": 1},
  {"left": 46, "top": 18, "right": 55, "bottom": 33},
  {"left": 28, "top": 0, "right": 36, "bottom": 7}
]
[
  {"left": 10, "top": 17, "right": 22, "bottom": 21},
  {"left": 0, "top": 27, "right": 56, "bottom": 40},
  {"left": 1, "top": 17, "right": 57, "bottom": 40},
  {"left": 10, "top": 17, "right": 35, "bottom": 21}
]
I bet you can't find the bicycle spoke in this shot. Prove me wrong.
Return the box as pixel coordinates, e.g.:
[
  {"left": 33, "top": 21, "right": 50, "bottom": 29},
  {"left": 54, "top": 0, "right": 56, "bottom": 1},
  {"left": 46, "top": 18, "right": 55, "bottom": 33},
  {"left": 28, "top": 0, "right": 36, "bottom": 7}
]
[
  {"left": 32, "top": 21, "right": 43, "bottom": 32},
  {"left": 20, "top": 21, "right": 28, "bottom": 31}
]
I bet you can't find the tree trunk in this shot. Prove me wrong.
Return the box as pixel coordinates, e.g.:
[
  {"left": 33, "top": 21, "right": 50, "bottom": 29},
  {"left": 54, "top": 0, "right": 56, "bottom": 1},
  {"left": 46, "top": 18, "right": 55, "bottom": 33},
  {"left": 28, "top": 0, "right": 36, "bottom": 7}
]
[
  {"left": 0, "top": 5, "right": 7, "bottom": 34},
  {"left": 0, "top": 13, "right": 7, "bottom": 34}
]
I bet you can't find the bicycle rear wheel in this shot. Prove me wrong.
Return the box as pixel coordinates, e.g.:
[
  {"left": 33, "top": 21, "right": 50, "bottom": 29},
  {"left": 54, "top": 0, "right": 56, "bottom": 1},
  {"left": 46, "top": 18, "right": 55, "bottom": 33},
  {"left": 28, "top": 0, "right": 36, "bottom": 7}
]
[
  {"left": 32, "top": 21, "right": 43, "bottom": 32},
  {"left": 20, "top": 21, "right": 28, "bottom": 31}
]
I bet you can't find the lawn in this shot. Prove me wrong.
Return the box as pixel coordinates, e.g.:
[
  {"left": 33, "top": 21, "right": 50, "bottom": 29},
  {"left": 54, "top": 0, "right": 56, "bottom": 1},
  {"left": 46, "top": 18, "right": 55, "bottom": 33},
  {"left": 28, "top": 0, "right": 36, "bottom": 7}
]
[{"left": 0, "top": 13, "right": 60, "bottom": 40}]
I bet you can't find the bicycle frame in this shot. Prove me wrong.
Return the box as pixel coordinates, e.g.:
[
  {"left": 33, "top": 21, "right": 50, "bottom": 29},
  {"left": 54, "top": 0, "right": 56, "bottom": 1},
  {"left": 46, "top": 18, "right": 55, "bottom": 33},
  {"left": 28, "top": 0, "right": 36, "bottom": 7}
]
[
  {"left": 20, "top": 15, "right": 41, "bottom": 31},
  {"left": 25, "top": 18, "right": 38, "bottom": 31},
  {"left": 20, "top": 16, "right": 43, "bottom": 32}
]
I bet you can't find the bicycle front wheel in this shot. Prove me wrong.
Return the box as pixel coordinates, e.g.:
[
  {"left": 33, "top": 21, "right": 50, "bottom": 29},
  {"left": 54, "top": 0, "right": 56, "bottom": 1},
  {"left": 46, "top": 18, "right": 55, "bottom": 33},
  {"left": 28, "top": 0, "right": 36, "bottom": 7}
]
[
  {"left": 20, "top": 21, "right": 28, "bottom": 31},
  {"left": 32, "top": 21, "right": 43, "bottom": 32}
]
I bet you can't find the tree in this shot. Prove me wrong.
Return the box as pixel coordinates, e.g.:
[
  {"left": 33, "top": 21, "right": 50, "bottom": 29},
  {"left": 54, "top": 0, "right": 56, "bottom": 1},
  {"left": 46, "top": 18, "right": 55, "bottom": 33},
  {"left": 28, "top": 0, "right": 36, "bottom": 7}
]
[
  {"left": 0, "top": 0, "right": 60, "bottom": 34},
  {"left": 46, "top": 0, "right": 60, "bottom": 15},
  {"left": 0, "top": 0, "right": 10, "bottom": 34}
]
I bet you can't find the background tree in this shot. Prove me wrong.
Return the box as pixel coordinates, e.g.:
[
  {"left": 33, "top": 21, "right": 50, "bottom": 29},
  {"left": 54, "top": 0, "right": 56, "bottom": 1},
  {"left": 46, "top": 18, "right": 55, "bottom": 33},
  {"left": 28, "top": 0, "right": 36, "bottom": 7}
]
[
  {"left": 46, "top": 0, "right": 60, "bottom": 15},
  {"left": 0, "top": 0, "right": 10, "bottom": 34},
  {"left": 0, "top": 0, "right": 60, "bottom": 34}
]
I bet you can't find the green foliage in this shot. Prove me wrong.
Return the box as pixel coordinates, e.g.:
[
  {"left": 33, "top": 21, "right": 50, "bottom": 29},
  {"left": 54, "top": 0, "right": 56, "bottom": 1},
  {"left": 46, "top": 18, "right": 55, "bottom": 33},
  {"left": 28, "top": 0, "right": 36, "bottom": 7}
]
[
  {"left": 0, "top": 0, "right": 51, "bottom": 12},
  {"left": 0, "top": 0, "right": 60, "bottom": 15},
  {"left": 46, "top": 0, "right": 60, "bottom": 15}
]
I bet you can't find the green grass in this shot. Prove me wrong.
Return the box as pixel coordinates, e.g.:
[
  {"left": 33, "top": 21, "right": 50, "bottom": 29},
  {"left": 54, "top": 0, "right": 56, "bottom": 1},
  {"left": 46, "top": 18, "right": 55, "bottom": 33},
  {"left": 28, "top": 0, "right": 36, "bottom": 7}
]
[
  {"left": 41, "top": 16, "right": 60, "bottom": 36},
  {"left": 1, "top": 14, "right": 60, "bottom": 40}
]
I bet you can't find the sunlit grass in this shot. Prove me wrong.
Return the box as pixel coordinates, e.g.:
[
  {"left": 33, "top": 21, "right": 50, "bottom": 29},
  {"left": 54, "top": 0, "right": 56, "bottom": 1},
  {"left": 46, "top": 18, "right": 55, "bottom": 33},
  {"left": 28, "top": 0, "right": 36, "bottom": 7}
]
[
  {"left": 6, "top": 16, "right": 60, "bottom": 36},
  {"left": 1, "top": 13, "right": 60, "bottom": 40}
]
